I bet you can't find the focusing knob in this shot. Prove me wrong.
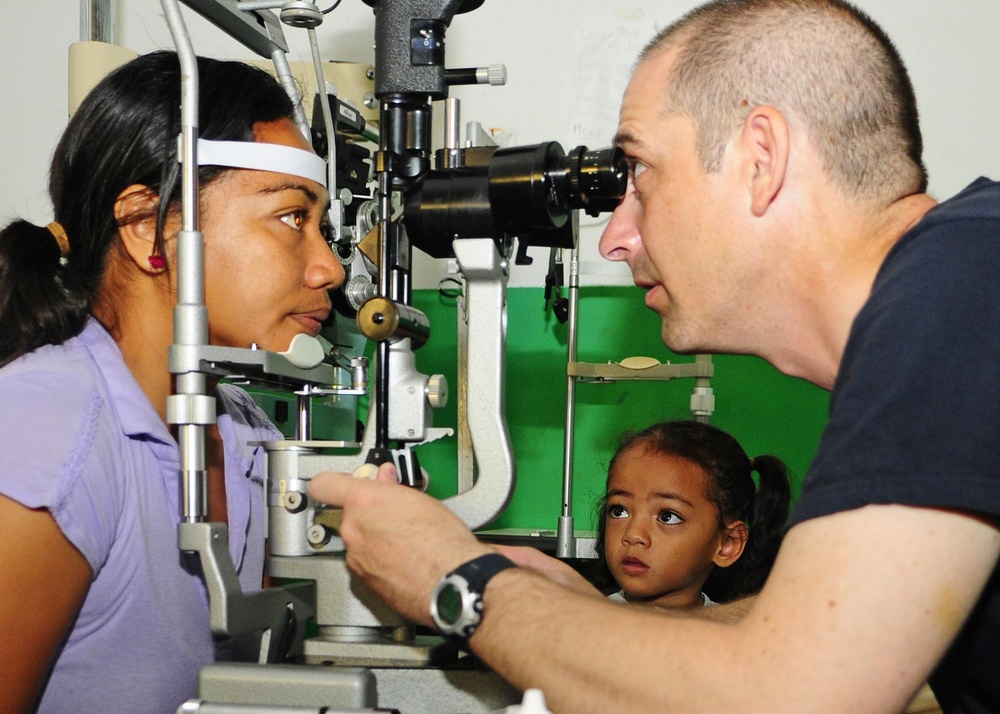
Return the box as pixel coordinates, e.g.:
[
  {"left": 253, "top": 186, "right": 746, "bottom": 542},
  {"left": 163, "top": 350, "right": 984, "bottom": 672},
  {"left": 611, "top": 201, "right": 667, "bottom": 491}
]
[
  {"left": 426, "top": 374, "right": 449, "bottom": 408},
  {"left": 484, "top": 64, "right": 508, "bottom": 86}
]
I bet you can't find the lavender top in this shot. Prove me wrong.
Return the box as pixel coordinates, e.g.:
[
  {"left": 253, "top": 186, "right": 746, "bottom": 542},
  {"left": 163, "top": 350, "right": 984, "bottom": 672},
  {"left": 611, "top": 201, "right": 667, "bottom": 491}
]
[{"left": 0, "top": 319, "right": 280, "bottom": 713}]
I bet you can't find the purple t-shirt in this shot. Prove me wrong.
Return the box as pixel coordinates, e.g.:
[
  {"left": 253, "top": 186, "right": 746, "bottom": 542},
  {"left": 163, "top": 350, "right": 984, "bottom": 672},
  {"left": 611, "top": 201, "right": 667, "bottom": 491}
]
[{"left": 0, "top": 319, "right": 281, "bottom": 713}]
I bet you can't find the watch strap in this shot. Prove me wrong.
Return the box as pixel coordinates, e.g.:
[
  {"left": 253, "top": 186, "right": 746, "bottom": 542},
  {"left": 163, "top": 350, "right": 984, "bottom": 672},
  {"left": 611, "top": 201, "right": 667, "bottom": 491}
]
[{"left": 454, "top": 552, "right": 517, "bottom": 592}]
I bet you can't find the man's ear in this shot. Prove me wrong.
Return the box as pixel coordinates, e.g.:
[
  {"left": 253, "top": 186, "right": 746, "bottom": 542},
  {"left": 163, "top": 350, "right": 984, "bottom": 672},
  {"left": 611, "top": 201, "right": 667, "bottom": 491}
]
[
  {"left": 741, "top": 105, "right": 790, "bottom": 217},
  {"left": 113, "top": 184, "right": 162, "bottom": 272},
  {"left": 713, "top": 520, "right": 749, "bottom": 569}
]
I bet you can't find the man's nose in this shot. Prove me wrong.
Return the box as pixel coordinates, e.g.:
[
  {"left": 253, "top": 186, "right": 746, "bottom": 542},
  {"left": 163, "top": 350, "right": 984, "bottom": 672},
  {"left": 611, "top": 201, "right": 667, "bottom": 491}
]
[{"left": 598, "top": 189, "right": 641, "bottom": 262}]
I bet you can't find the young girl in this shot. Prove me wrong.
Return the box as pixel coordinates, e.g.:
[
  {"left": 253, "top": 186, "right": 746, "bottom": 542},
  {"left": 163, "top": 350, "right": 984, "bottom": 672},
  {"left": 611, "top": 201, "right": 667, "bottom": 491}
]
[
  {"left": 594, "top": 420, "right": 791, "bottom": 609},
  {"left": 0, "top": 52, "right": 343, "bottom": 711}
]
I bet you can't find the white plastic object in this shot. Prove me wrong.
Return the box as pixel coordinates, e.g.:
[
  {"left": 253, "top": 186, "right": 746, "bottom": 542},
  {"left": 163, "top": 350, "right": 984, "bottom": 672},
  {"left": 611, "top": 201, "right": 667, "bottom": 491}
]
[
  {"left": 197, "top": 139, "right": 328, "bottom": 187},
  {"left": 279, "top": 333, "right": 325, "bottom": 369},
  {"left": 618, "top": 355, "right": 661, "bottom": 370},
  {"left": 504, "top": 689, "right": 553, "bottom": 713},
  {"left": 351, "top": 463, "right": 380, "bottom": 480}
]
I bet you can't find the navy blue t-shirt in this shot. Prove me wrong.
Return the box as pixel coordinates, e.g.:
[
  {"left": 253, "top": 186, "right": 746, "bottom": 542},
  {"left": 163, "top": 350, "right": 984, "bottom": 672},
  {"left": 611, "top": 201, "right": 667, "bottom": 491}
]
[{"left": 787, "top": 178, "right": 1000, "bottom": 713}]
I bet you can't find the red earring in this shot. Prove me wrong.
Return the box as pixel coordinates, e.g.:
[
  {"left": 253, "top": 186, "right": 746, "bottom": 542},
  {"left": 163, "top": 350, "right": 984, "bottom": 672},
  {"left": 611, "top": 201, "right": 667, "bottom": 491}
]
[{"left": 148, "top": 254, "right": 166, "bottom": 270}]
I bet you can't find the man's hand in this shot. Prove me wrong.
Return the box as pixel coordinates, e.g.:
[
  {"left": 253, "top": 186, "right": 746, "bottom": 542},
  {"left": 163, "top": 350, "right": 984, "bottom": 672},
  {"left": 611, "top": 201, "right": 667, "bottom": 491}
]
[
  {"left": 308, "top": 464, "right": 491, "bottom": 625},
  {"left": 491, "top": 544, "right": 603, "bottom": 599}
]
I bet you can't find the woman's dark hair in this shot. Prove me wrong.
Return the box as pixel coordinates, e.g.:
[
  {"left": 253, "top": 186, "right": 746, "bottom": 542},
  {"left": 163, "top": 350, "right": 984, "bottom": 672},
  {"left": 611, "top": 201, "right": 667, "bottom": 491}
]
[
  {"left": 0, "top": 51, "right": 295, "bottom": 367},
  {"left": 593, "top": 420, "right": 792, "bottom": 603}
]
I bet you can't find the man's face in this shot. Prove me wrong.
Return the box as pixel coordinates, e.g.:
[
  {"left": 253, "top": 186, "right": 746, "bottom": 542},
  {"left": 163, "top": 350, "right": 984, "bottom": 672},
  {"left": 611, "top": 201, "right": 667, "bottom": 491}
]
[{"left": 599, "top": 49, "right": 751, "bottom": 354}]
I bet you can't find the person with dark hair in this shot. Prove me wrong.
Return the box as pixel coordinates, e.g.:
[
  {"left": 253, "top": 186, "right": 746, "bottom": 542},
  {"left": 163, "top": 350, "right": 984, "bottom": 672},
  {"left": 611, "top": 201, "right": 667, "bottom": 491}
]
[
  {"left": 0, "top": 50, "right": 343, "bottom": 712},
  {"left": 594, "top": 421, "right": 790, "bottom": 609},
  {"left": 307, "top": 1, "right": 1000, "bottom": 711}
]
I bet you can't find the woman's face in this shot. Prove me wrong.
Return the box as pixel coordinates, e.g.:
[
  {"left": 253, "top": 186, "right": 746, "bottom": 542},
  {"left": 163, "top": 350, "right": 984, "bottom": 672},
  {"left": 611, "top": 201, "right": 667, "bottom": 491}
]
[
  {"left": 604, "top": 445, "right": 727, "bottom": 608},
  {"left": 197, "top": 118, "right": 344, "bottom": 353}
]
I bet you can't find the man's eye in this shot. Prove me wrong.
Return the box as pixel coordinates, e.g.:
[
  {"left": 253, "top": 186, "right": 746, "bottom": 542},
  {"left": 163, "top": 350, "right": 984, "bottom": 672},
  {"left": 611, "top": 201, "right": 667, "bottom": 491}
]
[
  {"left": 630, "top": 160, "right": 648, "bottom": 182},
  {"left": 280, "top": 211, "right": 306, "bottom": 230}
]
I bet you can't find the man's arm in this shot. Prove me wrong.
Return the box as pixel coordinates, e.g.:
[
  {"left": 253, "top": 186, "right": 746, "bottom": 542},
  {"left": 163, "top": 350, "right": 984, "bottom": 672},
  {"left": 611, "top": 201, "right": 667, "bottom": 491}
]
[
  {"left": 695, "top": 594, "right": 757, "bottom": 623},
  {"left": 310, "top": 471, "right": 999, "bottom": 714},
  {"left": 475, "top": 504, "right": 997, "bottom": 713}
]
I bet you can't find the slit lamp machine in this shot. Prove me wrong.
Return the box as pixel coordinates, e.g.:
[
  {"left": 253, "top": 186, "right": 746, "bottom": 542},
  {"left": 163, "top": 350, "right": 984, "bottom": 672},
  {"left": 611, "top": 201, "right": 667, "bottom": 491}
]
[{"left": 150, "top": 0, "right": 644, "bottom": 710}]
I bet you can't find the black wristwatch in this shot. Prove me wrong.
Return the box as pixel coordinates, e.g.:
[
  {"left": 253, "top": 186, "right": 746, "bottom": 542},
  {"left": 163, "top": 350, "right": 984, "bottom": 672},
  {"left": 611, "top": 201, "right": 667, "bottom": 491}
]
[{"left": 430, "top": 553, "right": 516, "bottom": 647}]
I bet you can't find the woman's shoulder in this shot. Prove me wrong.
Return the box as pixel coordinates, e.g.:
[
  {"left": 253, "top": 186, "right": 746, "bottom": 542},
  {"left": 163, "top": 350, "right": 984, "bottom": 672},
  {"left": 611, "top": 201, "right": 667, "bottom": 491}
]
[
  {"left": 0, "top": 332, "right": 116, "bottom": 517},
  {"left": 0, "top": 322, "right": 128, "bottom": 479},
  {"left": 0, "top": 334, "right": 105, "bottom": 422},
  {"left": 0, "top": 319, "right": 107, "bottom": 386}
]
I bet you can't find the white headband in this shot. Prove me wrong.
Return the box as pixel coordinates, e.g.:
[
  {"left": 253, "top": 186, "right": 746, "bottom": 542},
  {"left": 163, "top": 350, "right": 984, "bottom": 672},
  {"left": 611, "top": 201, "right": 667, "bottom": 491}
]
[{"left": 196, "top": 139, "right": 328, "bottom": 187}]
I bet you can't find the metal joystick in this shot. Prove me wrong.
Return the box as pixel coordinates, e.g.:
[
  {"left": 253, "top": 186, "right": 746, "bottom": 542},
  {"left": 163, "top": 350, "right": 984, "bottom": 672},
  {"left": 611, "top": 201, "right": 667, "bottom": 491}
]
[{"left": 356, "top": 296, "right": 431, "bottom": 348}]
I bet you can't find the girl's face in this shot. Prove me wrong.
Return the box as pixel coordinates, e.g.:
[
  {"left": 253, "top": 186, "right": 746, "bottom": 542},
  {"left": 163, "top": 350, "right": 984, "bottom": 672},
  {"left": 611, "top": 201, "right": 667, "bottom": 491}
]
[
  {"left": 195, "top": 118, "right": 345, "bottom": 353},
  {"left": 604, "top": 445, "right": 730, "bottom": 608}
]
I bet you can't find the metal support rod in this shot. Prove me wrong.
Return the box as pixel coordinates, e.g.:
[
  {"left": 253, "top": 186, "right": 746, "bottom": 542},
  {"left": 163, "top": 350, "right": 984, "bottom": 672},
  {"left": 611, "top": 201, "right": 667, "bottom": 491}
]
[
  {"left": 271, "top": 47, "right": 312, "bottom": 140},
  {"left": 556, "top": 248, "right": 580, "bottom": 558},
  {"left": 81, "top": 0, "right": 116, "bottom": 43},
  {"left": 308, "top": 26, "right": 337, "bottom": 195},
  {"left": 235, "top": 0, "right": 283, "bottom": 9},
  {"left": 163, "top": 0, "right": 210, "bottom": 523},
  {"left": 296, "top": 392, "right": 311, "bottom": 440},
  {"left": 444, "top": 97, "right": 460, "bottom": 149},
  {"left": 443, "top": 96, "right": 461, "bottom": 169},
  {"left": 373, "top": 103, "right": 394, "bottom": 450},
  {"left": 691, "top": 354, "right": 715, "bottom": 423}
]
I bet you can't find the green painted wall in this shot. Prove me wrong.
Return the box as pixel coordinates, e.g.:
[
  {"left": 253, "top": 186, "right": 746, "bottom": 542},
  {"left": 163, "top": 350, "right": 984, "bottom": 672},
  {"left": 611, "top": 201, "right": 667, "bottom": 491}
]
[{"left": 409, "top": 285, "right": 831, "bottom": 533}]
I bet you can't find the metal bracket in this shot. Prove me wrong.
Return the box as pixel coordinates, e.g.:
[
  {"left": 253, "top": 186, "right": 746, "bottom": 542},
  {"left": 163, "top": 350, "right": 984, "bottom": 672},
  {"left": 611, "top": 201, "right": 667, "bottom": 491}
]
[
  {"left": 178, "top": 521, "right": 316, "bottom": 663},
  {"left": 179, "top": 0, "right": 289, "bottom": 57}
]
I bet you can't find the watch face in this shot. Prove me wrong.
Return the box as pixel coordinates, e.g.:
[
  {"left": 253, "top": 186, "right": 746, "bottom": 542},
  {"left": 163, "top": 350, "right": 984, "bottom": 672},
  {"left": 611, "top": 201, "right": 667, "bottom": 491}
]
[
  {"left": 435, "top": 582, "right": 463, "bottom": 626},
  {"left": 431, "top": 554, "right": 514, "bottom": 639}
]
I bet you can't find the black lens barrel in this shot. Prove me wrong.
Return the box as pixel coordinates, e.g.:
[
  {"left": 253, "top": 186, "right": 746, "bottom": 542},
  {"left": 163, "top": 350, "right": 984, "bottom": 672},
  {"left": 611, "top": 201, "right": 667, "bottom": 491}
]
[{"left": 403, "top": 141, "right": 627, "bottom": 258}]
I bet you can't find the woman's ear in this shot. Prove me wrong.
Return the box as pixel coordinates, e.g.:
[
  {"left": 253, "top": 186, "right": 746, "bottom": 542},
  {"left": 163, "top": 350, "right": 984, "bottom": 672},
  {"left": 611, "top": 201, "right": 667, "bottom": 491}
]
[
  {"left": 113, "top": 184, "right": 163, "bottom": 272},
  {"left": 713, "top": 520, "right": 749, "bottom": 569}
]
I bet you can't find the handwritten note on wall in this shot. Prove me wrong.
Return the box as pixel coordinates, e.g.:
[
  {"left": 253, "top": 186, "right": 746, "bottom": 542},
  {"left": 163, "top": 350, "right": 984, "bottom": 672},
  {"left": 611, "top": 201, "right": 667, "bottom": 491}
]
[{"left": 568, "top": 9, "right": 658, "bottom": 149}]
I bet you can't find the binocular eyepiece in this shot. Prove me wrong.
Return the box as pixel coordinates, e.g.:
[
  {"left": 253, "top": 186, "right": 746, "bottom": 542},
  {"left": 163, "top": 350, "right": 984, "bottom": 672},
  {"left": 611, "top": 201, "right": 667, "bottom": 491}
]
[{"left": 403, "top": 141, "right": 627, "bottom": 259}]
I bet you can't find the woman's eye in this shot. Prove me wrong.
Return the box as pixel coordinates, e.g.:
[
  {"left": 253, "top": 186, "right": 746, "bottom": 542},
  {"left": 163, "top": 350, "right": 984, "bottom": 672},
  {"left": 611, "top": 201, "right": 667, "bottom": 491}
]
[
  {"left": 657, "top": 510, "right": 682, "bottom": 525},
  {"left": 280, "top": 211, "right": 306, "bottom": 231},
  {"left": 607, "top": 504, "right": 629, "bottom": 519}
]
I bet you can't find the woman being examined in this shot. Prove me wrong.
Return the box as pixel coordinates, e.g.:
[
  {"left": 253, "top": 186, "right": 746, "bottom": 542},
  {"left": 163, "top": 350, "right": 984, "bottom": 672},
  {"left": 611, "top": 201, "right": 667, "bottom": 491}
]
[{"left": 0, "top": 51, "right": 344, "bottom": 712}]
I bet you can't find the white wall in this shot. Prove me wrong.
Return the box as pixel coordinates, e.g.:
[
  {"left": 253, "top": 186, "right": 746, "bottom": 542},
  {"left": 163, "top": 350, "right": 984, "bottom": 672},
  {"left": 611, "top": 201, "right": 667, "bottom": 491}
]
[{"left": 3, "top": 1, "right": 999, "bottom": 289}]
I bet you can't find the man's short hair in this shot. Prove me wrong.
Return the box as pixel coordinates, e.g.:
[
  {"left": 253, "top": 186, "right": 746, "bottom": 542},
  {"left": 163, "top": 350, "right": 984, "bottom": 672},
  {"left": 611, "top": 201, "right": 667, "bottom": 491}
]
[{"left": 642, "top": 0, "right": 927, "bottom": 200}]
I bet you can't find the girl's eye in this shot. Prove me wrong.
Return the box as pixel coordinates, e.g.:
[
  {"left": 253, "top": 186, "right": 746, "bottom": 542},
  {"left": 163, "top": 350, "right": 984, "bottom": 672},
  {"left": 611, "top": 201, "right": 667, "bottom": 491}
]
[
  {"left": 607, "top": 504, "right": 629, "bottom": 519},
  {"left": 280, "top": 210, "right": 306, "bottom": 231},
  {"left": 657, "top": 510, "right": 682, "bottom": 525}
]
